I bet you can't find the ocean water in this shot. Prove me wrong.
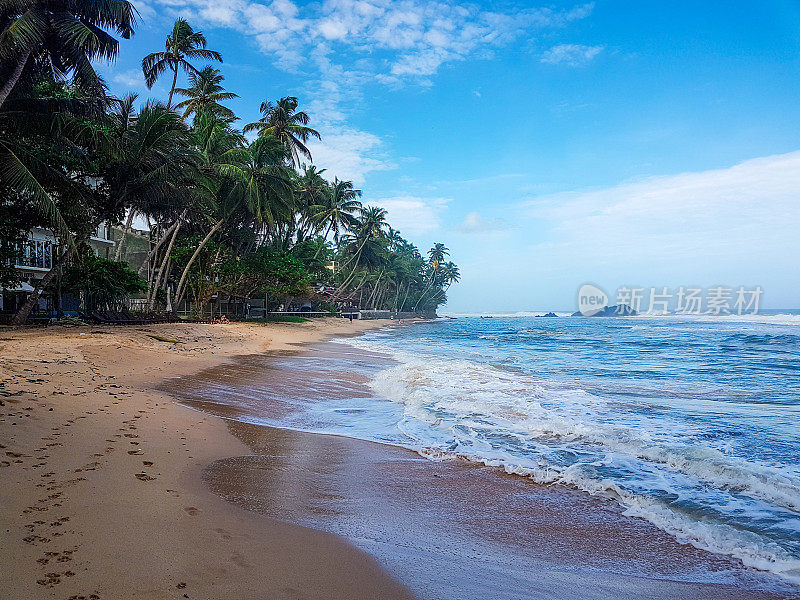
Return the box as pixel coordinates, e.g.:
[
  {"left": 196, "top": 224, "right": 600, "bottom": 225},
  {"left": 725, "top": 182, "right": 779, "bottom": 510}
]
[{"left": 284, "top": 313, "right": 800, "bottom": 584}]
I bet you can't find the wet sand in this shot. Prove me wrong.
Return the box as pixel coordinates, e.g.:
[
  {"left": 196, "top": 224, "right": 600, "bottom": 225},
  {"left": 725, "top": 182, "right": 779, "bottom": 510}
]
[
  {"left": 165, "top": 341, "right": 799, "bottom": 600},
  {"left": 0, "top": 319, "right": 414, "bottom": 600},
  {"left": 2, "top": 320, "right": 797, "bottom": 600}
]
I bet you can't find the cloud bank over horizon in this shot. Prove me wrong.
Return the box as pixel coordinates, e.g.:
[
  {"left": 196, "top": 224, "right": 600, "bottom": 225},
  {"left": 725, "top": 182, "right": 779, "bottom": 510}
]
[{"left": 447, "top": 151, "right": 800, "bottom": 311}]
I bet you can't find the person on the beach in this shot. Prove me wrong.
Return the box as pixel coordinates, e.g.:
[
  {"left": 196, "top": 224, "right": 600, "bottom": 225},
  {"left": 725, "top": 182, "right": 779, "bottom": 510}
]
[{"left": 349, "top": 313, "right": 353, "bottom": 322}]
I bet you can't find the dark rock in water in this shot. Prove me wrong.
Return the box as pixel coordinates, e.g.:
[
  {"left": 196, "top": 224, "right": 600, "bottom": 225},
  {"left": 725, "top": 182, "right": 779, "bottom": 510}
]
[
  {"left": 572, "top": 304, "right": 638, "bottom": 317},
  {"left": 536, "top": 312, "right": 558, "bottom": 318}
]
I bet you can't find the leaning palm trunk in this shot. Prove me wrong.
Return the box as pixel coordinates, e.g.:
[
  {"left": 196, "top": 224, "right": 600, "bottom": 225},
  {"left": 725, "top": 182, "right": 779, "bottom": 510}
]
[
  {"left": 365, "top": 269, "right": 385, "bottom": 308},
  {"left": 147, "top": 219, "right": 183, "bottom": 310},
  {"left": 167, "top": 66, "right": 179, "bottom": 108},
  {"left": 114, "top": 210, "right": 137, "bottom": 261},
  {"left": 332, "top": 237, "right": 370, "bottom": 298},
  {"left": 137, "top": 211, "right": 187, "bottom": 278},
  {"left": 400, "top": 281, "right": 412, "bottom": 312},
  {"left": 174, "top": 218, "right": 224, "bottom": 306},
  {"left": 413, "top": 269, "right": 438, "bottom": 312},
  {"left": 0, "top": 50, "right": 31, "bottom": 111},
  {"left": 12, "top": 244, "right": 74, "bottom": 326}
]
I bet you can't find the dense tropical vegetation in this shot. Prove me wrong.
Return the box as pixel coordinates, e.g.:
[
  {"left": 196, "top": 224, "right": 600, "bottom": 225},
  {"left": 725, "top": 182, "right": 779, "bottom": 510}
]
[{"left": 0, "top": 1, "right": 458, "bottom": 324}]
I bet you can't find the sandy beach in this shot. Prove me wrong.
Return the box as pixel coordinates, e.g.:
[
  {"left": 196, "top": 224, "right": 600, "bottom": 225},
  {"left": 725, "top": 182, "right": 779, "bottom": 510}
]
[
  {"left": 1, "top": 319, "right": 796, "bottom": 600},
  {"left": 0, "top": 319, "right": 414, "bottom": 600}
]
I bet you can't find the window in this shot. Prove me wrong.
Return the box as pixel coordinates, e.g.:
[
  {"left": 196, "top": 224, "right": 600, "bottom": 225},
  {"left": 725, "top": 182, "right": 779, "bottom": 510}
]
[{"left": 16, "top": 239, "right": 57, "bottom": 269}]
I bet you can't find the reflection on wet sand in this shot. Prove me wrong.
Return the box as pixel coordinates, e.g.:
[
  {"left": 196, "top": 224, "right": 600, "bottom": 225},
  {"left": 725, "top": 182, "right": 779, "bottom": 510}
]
[{"left": 164, "top": 342, "right": 791, "bottom": 600}]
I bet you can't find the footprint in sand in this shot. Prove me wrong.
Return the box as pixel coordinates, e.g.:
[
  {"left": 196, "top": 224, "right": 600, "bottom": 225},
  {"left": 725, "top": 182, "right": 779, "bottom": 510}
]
[
  {"left": 23, "top": 535, "right": 51, "bottom": 545},
  {"left": 142, "top": 461, "right": 153, "bottom": 467},
  {"left": 184, "top": 507, "right": 199, "bottom": 516},
  {"left": 134, "top": 472, "right": 155, "bottom": 481}
]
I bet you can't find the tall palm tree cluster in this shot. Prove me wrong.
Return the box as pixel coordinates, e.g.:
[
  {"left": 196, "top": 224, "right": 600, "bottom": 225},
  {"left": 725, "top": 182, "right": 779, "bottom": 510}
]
[{"left": 0, "top": 3, "right": 458, "bottom": 323}]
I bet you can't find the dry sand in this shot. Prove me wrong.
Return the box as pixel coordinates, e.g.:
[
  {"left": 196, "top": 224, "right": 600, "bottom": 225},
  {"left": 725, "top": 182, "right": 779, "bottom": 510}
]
[{"left": 0, "top": 319, "right": 416, "bottom": 600}]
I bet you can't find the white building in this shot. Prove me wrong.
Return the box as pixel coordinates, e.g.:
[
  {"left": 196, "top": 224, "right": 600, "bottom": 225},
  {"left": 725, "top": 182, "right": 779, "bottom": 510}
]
[{"left": 0, "top": 225, "right": 115, "bottom": 319}]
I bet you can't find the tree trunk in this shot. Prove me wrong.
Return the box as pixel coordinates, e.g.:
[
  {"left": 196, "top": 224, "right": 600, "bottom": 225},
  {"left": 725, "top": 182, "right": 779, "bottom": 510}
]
[
  {"left": 414, "top": 269, "right": 438, "bottom": 311},
  {"left": 0, "top": 49, "right": 31, "bottom": 111},
  {"left": 167, "top": 65, "right": 179, "bottom": 109},
  {"left": 332, "top": 237, "right": 369, "bottom": 298},
  {"left": 365, "top": 269, "right": 384, "bottom": 308},
  {"left": 138, "top": 212, "right": 186, "bottom": 278},
  {"left": 401, "top": 281, "right": 412, "bottom": 312},
  {"left": 12, "top": 244, "right": 73, "bottom": 326},
  {"left": 114, "top": 210, "right": 137, "bottom": 261},
  {"left": 174, "top": 218, "right": 224, "bottom": 306},
  {"left": 147, "top": 219, "right": 182, "bottom": 310},
  {"left": 394, "top": 281, "right": 402, "bottom": 311}
]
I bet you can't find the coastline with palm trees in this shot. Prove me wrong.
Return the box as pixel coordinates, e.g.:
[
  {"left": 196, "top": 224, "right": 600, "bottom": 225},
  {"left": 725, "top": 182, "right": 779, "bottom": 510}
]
[
  {"left": 0, "top": 3, "right": 457, "bottom": 599},
  {"left": 0, "top": 9, "right": 458, "bottom": 325}
]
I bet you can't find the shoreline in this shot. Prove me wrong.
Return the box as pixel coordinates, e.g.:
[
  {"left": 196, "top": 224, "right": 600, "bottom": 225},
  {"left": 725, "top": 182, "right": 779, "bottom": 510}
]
[
  {"left": 164, "top": 336, "right": 795, "bottom": 600},
  {"left": 0, "top": 319, "right": 795, "bottom": 599},
  {"left": 0, "top": 319, "right": 416, "bottom": 599}
]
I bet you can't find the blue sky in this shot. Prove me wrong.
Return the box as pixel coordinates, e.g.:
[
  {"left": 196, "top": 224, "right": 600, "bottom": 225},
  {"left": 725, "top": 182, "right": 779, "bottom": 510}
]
[{"left": 100, "top": 1, "right": 800, "bottom": 312}]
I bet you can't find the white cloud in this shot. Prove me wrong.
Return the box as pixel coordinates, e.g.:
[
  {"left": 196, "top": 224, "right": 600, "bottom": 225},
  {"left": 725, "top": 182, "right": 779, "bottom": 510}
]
[
  {"left": 458, "top": 211, "right": 509, "bottom": 234},
  {"left": 306, "top": 126, "right": 395, "bottom": 185},
  {"left": 146, "top": 0, "right": 595, "bottom": 81},
  {"left": 519, "top": 151, "right": 800, "bottom": 262},
  {"left": 130, "top": 0, "right": 157, "bottom": 20},
  {"left": 541, "top": 43, "right": 603, "bottom": 66},
  {"left": 111, "top": 68, "right": 148, "bottom": 90},
  {"left": 368, "top": 196, "right": 449, "bottom": 235},
  {"left": 139, "top": 0, "right": 596, "bottom": 188}
]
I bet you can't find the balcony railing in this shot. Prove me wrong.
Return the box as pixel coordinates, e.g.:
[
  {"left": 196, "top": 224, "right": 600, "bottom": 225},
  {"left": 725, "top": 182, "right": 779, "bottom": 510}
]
[{"left": 15, "top": 239, "right": 57, "bottom": 270}]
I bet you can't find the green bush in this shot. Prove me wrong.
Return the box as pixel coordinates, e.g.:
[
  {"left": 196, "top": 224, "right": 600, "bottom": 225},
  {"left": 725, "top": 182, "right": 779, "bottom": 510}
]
[{"left": 61, "top": 253, "right": 147, "bottom": 310}]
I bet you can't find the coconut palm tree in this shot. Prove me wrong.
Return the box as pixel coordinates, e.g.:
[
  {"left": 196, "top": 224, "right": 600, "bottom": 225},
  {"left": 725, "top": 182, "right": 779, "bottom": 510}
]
[
  {"left": 141, "top": 18, "right": 222, "bottom": 109},
  {"left": 414, "top": 243, "right": 450, "bottom": 311},
  {"left": 173, "top": 129, "right": 294, "bottom": 306},
  {"left": 173, "top": 66, "right": 237, "bottom": 121},
  {"left": 292, "top": 165, "right": 327, "bottom": 238},
  {"left": 310, "top": 177, "right": 362, "bottom": 256},
  {"left": 100, "top": 95, "right": 196, "bottom": 260},
  {"left": 334, "top": 206, "right": 388, "bottom": 295},
  {"left": 428, "top": 242, "right": 449, "bottom": 267},
  {"left": 0, "top": 0, "right": 136, "bottom": 110},
  {"left": 221, "top": 135, "right": 294, "bottom": 228},
  {"left": 244, "top": 96, "right": 320, "bottom": 168}
]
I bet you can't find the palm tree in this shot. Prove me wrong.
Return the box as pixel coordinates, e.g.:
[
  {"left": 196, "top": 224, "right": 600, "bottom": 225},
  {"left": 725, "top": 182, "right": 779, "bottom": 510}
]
[
  {"left": 0, "top": 0, "right": 136, "bottom": 109},
  {"left": 414, "top": 243, "right": 450, "bottom": 311},
  {"left": 221, "top": 135, "right": 294, "bottom": 228},
  {"left": 334, "top": 206, "right": 388, "bottom": 295},
  {"left": 244, "top": 96, "right": 320, "bottom": 168},
  {"left": 173, "top": 126, "right": 294, "bottom": 306},
  {"left": 174, "top": 66, "right": 237, "bottom": 121},
  {"left": 292, "top": 165, "right": 327, "bottom": 238},
  {"left": 428, "top": 242, "right": 449, "bottom": 268},
  {"left": 100, "top": 95, "right": 195, "bottom": 261},
  {"left": 310, "top": 177, "right": 362, "bottom": 257},
  {"left": 141, "top": 18, "right": 222, "bottom": 109},
  {"left": 429, "top": 261, "right": 460, "bottom": 306}
]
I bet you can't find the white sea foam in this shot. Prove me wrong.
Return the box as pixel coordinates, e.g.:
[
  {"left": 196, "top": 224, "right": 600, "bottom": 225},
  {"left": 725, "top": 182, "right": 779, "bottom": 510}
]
[{"left": 336, "top": 334, "right": 800, "bottom": 581}]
